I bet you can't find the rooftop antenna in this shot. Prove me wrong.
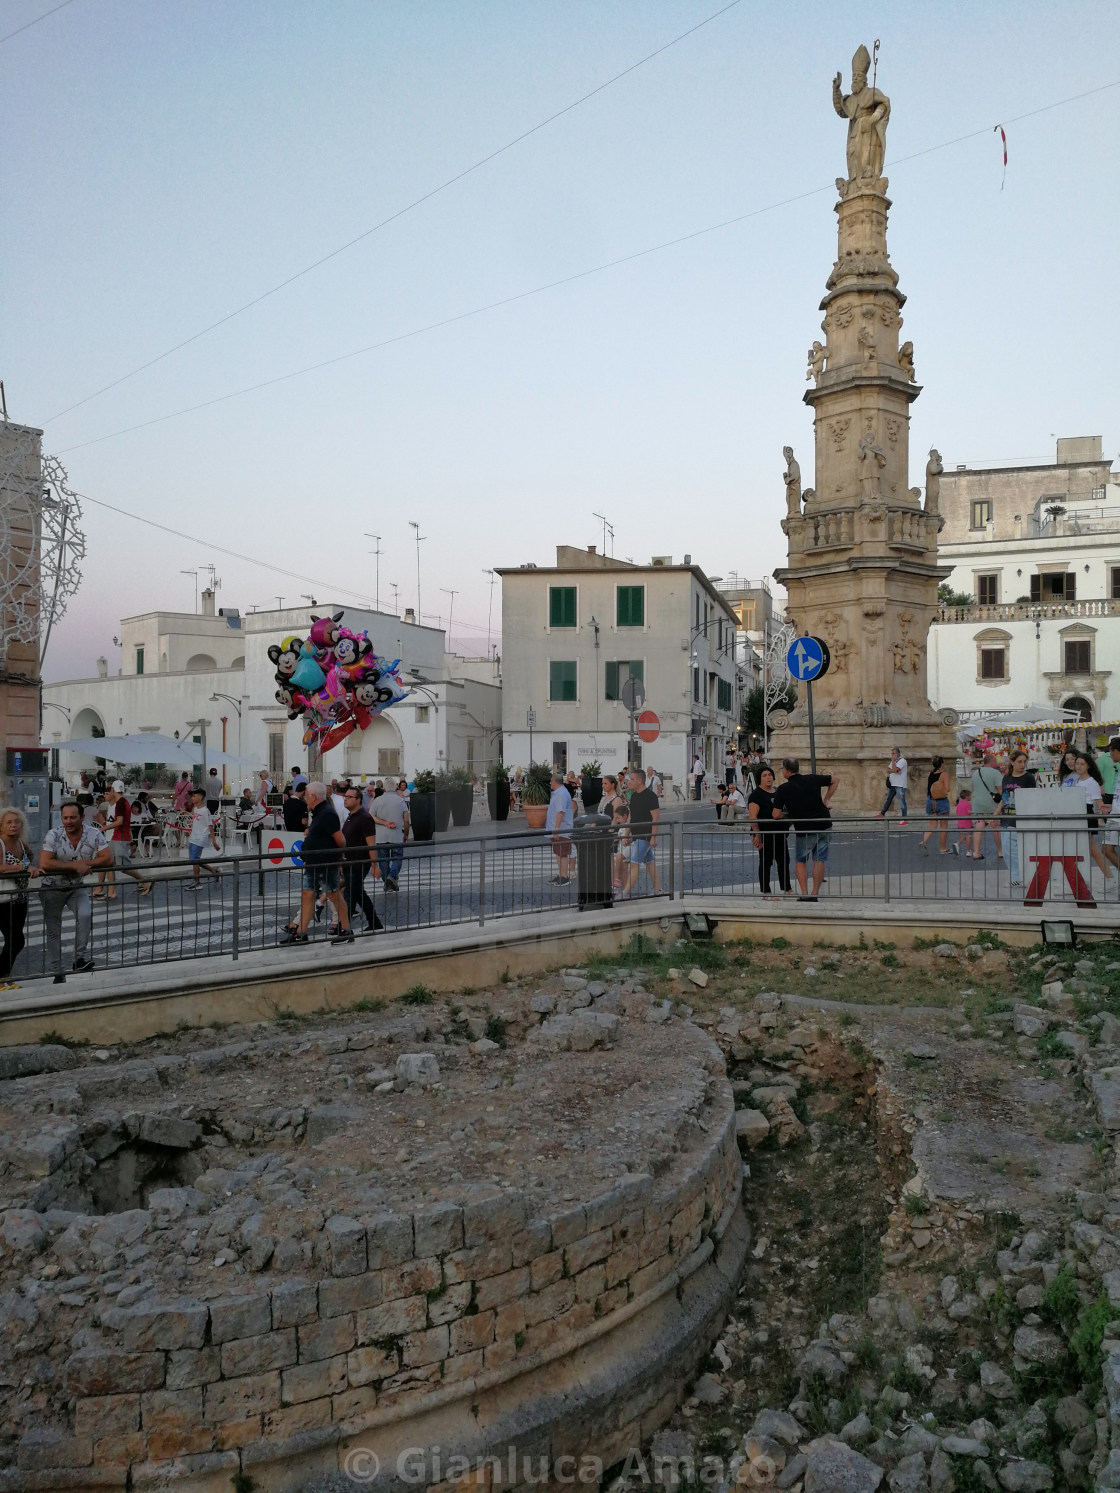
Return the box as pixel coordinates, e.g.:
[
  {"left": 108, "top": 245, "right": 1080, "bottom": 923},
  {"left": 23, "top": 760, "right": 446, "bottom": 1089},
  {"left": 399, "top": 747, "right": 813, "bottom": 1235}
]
[
  {"left": 592, "top": 511, "right": 614, "bottom": 556},
  {"left": 300, "top": 594, "right": 317, "bottom": 607},
  {"left": 483, "top": 568, "right": 496, "bottom": 658},
  {"left": 275, "top": 596, "right": 285, "bottom": 610},
  {"left": 203, "top": 563, "right": 221, "bottom": 594},
  {"left": 441, "top": 588, "right": 459, "bottom": 647},
  {"left": 390, "top": 581, "right": 400, "bottom": 616},
  {"left": 365, "top": 533, "right": 382, "bottom": 611},
  {"left": 409, "top": 520, "right": 426, "bottom": 620},
  {"left": 180, "top": 569, "right": 200, "bottom": 612}
]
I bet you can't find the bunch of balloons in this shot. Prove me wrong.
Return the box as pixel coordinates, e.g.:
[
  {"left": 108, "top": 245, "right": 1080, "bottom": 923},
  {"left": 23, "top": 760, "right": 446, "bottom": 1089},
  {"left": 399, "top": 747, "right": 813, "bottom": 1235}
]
[{"left": 268, "top": 610, "right": 410, "bottom": 754}]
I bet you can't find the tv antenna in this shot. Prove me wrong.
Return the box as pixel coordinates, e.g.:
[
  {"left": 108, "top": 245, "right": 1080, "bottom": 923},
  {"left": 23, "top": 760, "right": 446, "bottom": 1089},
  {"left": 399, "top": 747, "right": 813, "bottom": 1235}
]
[
  {"left": 365, "top": 533, "right": 382, "bottom": 611},
  {"left": 592, "top": 511, "right": 614, "bottom": 556}
]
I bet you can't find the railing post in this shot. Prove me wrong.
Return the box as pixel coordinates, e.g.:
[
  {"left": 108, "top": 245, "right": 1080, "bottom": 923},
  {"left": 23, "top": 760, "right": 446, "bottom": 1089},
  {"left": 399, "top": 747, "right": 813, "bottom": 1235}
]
[
  {"left": 677, "top": 819, "right": 686, "bottom": 899},
  {"left": 668, "top": 820, "right": 676, "bottom": 901},
  {"left": 883, "top": 818, "right": 891, "bottom": 904},
  {"left": 232, "top": 863, "right": 240, "bottom": 960},
  {"left": 478, "top": 839, "right": 486, "bottom": 927}
]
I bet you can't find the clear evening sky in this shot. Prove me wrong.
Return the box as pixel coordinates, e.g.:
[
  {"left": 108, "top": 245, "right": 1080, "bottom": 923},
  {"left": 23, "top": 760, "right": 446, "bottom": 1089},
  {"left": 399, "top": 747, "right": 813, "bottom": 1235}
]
[{"left": 4, "top": 1, "right": 1117, "bottom": 679}]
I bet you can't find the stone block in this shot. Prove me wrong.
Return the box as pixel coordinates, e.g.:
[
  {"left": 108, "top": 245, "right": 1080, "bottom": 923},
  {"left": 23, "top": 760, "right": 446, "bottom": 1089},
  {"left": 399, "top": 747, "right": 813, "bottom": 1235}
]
[
  {"left": 325, "top": 1215, "right": 367, "bottom": 1276},
  {"left": 220, "top": 1329, "right": 297, "bottom": 1378},
  {"left": 549, "top": 1205, "right": 587, "bottom": 1248},
  {"left": 133, "top": 1114, "right": 201, "bottom": 1149},
  {"left": 413, "top": 1201, "right": 464, "bottom": 1256},
  {"left": 282, "top": 1355, "right": 347, "bottom": 1405},
  {"left": 565, "top": 1226, "right": 613, "bottom": 1276},
  {"left": 213, "top": 1417, "right": 262, "bottom": 1451},
  {"left": 102, "top": 1298, "right": 209, "bottom": 1352},
  {"left": 382, "top": 1255, "right": 442, "bottom": 1300},
  {"left": 395, "top": 1052, "right": 440, "bottom": 1086},
  {"left": 209, "top": 1292, "right": 271, "bottom": 1344},
  {"left": 305, "top": 1104, "right": 362, "bottom": 1146},
  {"left": 441, "top": 1349, "right": 485, "bottom": 1384},
  {"left": 449, "top": 1311, "right": 495, "bottom": 1355},
  {"left": 606, "top": 1243, "right": 640, "bottom": 1289},
  {"left": 93, "top": 1432, "right": 148, "bottom": 1466},
  {"left": 596, "top": 1284, "right": 629, "bottom": 1317},
  {"left": 18, "top": 1432, "right": 94, "bottom": 1470},
  {"left": 299, "top": 1314, "right": 356, "bottom": 1363},
  {"left": 427, "top": 1282, "right": 472, "bottom": 1326},
  {"left": 0, "top": 1208, "right": 47, "bottom": 1256},
  {"left": 630, "top": 1256, "right": 674, "bottom": 1299},
  {"left": 474, "top": 1267, "right": 530, "bottom": 1311},
  {"left": 510, "top": 1219, "right": 553, "bottom": 1266},
  {"left": 264, "top": 1400, "right": 334, "bottom": 1439},
  {"left": 140, "top": 1388, "right": 203, "bottom": 1432},
  {"left": 145, "top": 1424, "right": 215, "bottom": 1461},
  {"left": 271, "top": 1279, "right": 319, "bottom": 1329},
  {"left": 4, "top": 1123, "right": 81, "bottom": 1178},
  {"left": 333, "top": 1385, "right": 379, "bottom": 1422},
  {"left": 575, "top": 1264, "right": 607, "bottom": 1303},
  {"left": 347, "top": 1344, "right": 398, "bottom": 1386},
  {"left": 364, "top": 1212, "right": 414, "bottom": 1269},
  {"left": 132, "top": 1450, "right": 240, "bottom": 1486},
  {"left": 402, "top": 1324, "right": 449, "bottom": 1367},
  {"left": 202, "top": 1371, "right": 281, "bottom": 1422},
  {"left": 162, "top": 1347, "right": 219, "bottom": 1391},
  {"left": 319, "top": 1272, "right": 383, "bottom": 1318},
  {"left": 461, "top": 1188, "right": 527, "bottom": 1246},
  {"left": 65, "top": 1350, "right": 165, "bottom": 1395},
  {"left": 525, "top": 1279, "right": 576, "bottom": 1325},
  {"left": 529, "top": 1250, "right": 565, "bottom": 1290},
  {"left": 74, "top": 1393, "right": 142, "bottom": 1439},
  {"left": 0, "top": 1044, "right": 78, "bottom": 1080},
  {"left": 736, "top": 1110, "right": 771, "bottom": 1149},
  {"left": 356, "top": 1294, "right": 427, "bottom": 1343},
  {"left": 443, "top": 1241, "right": 512, "bottom": 1286}
]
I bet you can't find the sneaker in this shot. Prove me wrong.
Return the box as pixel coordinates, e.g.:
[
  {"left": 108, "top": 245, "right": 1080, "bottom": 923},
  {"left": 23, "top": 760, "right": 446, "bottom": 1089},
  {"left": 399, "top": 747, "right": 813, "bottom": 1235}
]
[
  {"left": 919, "top": 843, "right": 928, "bottom": 855},
  {"left": 331, "top": 929, "right": 355, "bottom": 945},
  {"left": 950, "top": 844, "right": 959, "bottom": 856},
  {"left": 278, "top": 930, "right": 309, "bottom": 945},
  {"left": 899, "top": 819, "right": 908, "bottom": 826},
  {"left": 550, "top": 876, "right": 565, "bottom": 885},
  {"left": 557, "top": 876, "right": 571, "bottom": 885},
  {"left": 53, "top": 973, "right": 66, "bottom": 985},
  {"left": 974, "top": 853, "right": 985, "bottom": 860},
  {"left": 875, "top": 813, "right": 884, "bottom": 818},
  {"left": 387, "top": 878, "right": 399, "bottom": 892},
  {"left": 798, "top": 894, "right": 819, "bottom": 902},
  {"left": 186, "top": 883, "right": 201, "bottom": 892},
  {"left": 72, "top": 959, "right": 95, "bottom": 973}
]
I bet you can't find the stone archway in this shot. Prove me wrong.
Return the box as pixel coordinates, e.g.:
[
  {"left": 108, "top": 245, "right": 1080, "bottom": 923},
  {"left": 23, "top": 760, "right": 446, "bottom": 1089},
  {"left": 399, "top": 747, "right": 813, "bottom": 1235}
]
[{"left": 1062, "top": 695, "right": 1094, "bottom": 721}]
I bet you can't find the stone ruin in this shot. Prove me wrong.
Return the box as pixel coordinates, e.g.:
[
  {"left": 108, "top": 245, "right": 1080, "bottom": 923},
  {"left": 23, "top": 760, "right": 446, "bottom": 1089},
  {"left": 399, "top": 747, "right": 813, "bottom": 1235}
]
[{"left": 0, "top": 970, "right": 748, "bottom": 1490}]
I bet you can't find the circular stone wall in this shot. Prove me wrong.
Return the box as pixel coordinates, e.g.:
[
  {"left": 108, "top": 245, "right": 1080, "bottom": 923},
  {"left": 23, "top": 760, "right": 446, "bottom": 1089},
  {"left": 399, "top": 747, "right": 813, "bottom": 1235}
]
[{"left": 0, "top": 969, "right": 747, "bottom": 1491}]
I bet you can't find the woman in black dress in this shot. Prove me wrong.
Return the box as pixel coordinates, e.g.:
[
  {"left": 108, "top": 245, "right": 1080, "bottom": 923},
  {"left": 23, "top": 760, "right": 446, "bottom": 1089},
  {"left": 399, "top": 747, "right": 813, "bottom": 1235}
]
[{"left": 748, "top": 765, "right": 791, "bottom": 896}]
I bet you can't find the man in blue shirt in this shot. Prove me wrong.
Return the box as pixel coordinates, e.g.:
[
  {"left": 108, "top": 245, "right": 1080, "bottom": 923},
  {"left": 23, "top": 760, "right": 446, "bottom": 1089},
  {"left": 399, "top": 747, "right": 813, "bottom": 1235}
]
[{"left": 546, "top": 770, "right": 574, "bottom": 885}]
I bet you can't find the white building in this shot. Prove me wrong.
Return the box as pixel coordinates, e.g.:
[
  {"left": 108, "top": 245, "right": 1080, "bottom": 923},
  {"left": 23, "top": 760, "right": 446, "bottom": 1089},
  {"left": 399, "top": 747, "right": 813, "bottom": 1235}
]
[
  {"left": 929, "top": 436, "right": 1120, "bottom": 720},
  {"left": 42, "top": 591, "right": 502, "bottom": 785},
  {"left": 497, "top": 546, "right": 743, "bottom": 790}
]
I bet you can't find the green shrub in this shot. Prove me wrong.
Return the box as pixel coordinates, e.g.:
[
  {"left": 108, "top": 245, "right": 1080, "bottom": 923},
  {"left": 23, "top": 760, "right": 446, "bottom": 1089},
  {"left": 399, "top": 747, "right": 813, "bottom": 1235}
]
[
  {"left": 484, "top": 1015, "right": 507, "bottom": 1047},
  {"left": 399, "top": 984, "right": 433, "bottom": 1006},
  {"left": 1070, "top": 1292, "right": 1116, "bottom": 1392},
  {"left": 1040, "top": 1265, "right": 1081, "bottom": 1331},
  {"left": 413, "top": 769, "right": 437, "bottom": 793}
]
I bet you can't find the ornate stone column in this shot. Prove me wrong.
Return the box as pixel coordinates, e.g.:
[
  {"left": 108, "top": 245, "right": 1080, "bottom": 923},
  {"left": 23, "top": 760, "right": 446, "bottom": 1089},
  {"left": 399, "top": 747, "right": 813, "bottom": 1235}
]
[{"left": 773, "top": 46, "right": 958, "bottom": 810}]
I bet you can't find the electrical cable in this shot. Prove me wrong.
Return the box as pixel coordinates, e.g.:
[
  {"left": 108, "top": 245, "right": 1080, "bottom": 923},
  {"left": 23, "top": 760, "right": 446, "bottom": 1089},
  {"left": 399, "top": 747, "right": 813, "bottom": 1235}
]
[
  {"left": 55, "top": 76, "right": 1120, "bottom": 456},
  {"left": 43, "top": 0, "right": 744, "bottom": 424},
  {"left": 69, "top": 484, "right": 495, "bottom": 642},
  {"left": 0, "top": 0, "right": 76, "bottom": 46}
]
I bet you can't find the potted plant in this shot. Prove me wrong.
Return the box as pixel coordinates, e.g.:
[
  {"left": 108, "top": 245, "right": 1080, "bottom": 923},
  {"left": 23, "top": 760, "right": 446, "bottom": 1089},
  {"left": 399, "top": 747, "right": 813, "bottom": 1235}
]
[
  {"left": 434, "top": 769, "right": 453, "bottom": 833},
  {"left": 487, "top": 762, "right": 511, "bottom": 822},
  {"left": 579, "top": 759, "right": 603, "bottom": 813},
  {"left": 410, "top": 769, "right": 437, "bottom": 842},
  {"left": 521, "top": 763, "right": 552, "bottom": 830},
  {"left": 449, "top": 765, "right": 474, "bottom": 827}
]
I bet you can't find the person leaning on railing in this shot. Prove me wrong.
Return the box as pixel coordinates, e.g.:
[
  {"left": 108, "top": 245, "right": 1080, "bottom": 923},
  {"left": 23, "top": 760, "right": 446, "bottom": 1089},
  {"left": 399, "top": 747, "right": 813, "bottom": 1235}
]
[{"left": 38, "top": 800, "right": 113, "bottom": 986}]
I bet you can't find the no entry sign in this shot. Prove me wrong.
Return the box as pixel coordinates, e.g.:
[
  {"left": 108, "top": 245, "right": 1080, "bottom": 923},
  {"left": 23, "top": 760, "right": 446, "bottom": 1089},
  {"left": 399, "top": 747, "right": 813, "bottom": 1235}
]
[{"left": 637, "top": 710, "right": 660, "bottom": 743}]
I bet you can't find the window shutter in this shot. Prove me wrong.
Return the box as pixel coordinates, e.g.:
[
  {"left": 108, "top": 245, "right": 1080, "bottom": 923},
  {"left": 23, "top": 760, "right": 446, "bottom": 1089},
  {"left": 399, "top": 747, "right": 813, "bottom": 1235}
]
[
  {"left": 604, "top": 662, "right": 618, "bottom": 700},
  {"left": 1030, "top": 576, "right": 1041, "bottom": 602}
]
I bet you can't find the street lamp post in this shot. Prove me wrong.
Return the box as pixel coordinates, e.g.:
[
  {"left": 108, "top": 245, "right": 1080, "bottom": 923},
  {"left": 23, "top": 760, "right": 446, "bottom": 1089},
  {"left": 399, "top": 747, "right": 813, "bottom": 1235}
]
[{"left": 211, "top": 693, "right": 243, "bottom": 784}]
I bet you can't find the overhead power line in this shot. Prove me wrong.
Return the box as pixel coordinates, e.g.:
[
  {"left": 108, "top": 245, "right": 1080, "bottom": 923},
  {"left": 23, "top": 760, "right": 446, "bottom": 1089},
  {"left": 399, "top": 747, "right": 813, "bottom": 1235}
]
[
  {"left": 70, "top": 485, "right": 494, "bottom": 639},
  {"left": 55, "top": 73, "right": 1120, "bottom": 457},
  {"left": 43, "top": 0, "right": 744, "bottom": 424},
  {"left": 0, "top": 0, "right": 76, "bottom": 46}
]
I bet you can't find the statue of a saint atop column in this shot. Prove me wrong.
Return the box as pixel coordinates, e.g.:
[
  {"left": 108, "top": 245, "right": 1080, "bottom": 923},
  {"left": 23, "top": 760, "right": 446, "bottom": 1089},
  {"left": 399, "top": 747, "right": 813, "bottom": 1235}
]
[
  {"left": 924, "top": 448, "right": 943, "bottom": 516},
  {"left": 783, "top": 446, "right": 802, "bottom": 517},
  {"left": 833, "top": 44, "right": 890, "bottom": 183}
]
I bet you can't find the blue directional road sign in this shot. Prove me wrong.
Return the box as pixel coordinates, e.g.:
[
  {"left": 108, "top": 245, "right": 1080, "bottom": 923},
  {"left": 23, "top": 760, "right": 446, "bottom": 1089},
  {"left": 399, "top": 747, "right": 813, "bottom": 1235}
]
[{"left": 786, "top": 635, "right": 831, "bottom": 682}]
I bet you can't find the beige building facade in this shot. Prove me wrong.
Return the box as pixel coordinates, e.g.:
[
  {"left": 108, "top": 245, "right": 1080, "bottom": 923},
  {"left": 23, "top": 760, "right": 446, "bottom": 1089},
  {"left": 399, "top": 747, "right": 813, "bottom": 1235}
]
[
  {"left": 498, "top": 546, "right": 742, "bottom": 787},
  {"left": 0, "top": 421, "right": 44, "bottom": 757}
]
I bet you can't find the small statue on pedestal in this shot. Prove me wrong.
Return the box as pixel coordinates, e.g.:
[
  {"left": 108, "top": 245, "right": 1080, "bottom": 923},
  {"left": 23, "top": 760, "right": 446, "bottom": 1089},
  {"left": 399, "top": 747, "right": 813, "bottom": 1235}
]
[
  {"left": 783, "top": 446, "right": 802, "bottom": 517},
  {"left": 925, "top": 448, "right": 943, "bottom": 516},
  {"left": 898, "top": 341, "right": 915, "bottom": 381},
  {"left": 806, "top": 341, "right": 826, "bottom": 383}
]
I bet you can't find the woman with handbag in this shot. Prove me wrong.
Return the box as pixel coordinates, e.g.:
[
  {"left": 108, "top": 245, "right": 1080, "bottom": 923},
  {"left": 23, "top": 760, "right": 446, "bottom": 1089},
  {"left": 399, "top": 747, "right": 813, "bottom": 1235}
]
[
  {"left": 0, "top": 807, "right": 40, "bottom": 988},
  {"left": 920, "top": 757, "right": 951, "bottom": 855}
]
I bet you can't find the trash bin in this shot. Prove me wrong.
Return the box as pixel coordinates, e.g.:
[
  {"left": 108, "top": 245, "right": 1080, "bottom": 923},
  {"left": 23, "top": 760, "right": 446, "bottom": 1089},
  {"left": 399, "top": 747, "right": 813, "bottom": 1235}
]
[{"left": 573, "top": 813, "right": 614, "bottom": 910}]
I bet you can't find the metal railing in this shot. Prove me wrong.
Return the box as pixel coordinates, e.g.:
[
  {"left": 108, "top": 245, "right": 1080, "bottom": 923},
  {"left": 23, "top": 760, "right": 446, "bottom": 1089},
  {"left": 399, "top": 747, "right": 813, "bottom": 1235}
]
[
  {"left": 680, "top": 814, "right": 1119, "bottom": 906},
  {"left": 0, "top": 825, "right": 675, "bottom": 983},
  {"left": 2, "top": 815, "right": 1116, "bottom": 988}
]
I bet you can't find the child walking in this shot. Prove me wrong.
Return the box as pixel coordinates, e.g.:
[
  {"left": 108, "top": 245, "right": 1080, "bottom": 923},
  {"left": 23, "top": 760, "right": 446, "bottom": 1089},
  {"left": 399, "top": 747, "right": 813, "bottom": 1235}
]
[
  {"left": 187, "top": 787, "right": 221, "bottom": 888},
  {"left": 951, "top": 786, "right": 973, "bottom": 857}
]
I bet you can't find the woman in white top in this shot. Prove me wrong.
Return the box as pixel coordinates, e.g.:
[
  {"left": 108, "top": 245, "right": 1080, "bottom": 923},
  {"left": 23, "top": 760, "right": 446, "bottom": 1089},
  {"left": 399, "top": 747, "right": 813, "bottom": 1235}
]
[{"left": 1067, "top": 753, "right": 1113, "bottom": 879}]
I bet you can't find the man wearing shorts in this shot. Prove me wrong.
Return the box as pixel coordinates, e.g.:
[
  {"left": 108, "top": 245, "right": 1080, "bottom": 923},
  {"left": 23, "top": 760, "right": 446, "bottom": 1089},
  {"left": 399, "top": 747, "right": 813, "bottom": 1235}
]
[
  {"left": 279, "top": 781, "right": 353, "bottom": 945},
  {"left": 546, "top": 771, "right": 574, "bottom": 885},
  {"left": 624, "top": 768, "right": 662, "bottom": 897},
  {"left": 772, "top": 757, "right": 839, "bottom": 901},
  {"left": 99, "top": 780, "right": 150, "bottom": 897}
]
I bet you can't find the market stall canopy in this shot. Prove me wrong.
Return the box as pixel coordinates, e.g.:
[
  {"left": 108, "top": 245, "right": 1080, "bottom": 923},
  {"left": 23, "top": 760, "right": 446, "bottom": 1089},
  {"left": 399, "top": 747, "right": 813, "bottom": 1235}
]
[{"left": 48, "top": 734, "right": 195, "bottom": 764}]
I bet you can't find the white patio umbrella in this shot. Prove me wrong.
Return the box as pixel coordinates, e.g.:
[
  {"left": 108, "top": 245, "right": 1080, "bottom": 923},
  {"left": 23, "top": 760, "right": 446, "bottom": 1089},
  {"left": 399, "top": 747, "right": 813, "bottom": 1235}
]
[
  {"left": 176, "top": 743, "right": 258, "bottom": 767},
  {"left": 49, "top": 734, "right": 195, "bottom": 764}
]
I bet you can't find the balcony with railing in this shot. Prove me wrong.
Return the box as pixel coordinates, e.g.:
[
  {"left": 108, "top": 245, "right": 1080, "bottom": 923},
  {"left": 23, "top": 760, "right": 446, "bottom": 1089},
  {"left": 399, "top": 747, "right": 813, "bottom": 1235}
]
[{"left": 936, "top": 598, "right": 1120, "bottom": 625}]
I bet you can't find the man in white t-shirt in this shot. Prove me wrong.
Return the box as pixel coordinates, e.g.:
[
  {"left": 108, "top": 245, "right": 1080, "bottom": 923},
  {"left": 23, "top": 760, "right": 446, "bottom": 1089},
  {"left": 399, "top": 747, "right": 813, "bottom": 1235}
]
[
  {"left": 878, "top": 747, "right": 909, "bottom": 823},
  {"left": 691, "top": 754, "right": 706, "bottom": 801},
  {"left": 723, "top": 783, "right": 747, "bottom": 823}
]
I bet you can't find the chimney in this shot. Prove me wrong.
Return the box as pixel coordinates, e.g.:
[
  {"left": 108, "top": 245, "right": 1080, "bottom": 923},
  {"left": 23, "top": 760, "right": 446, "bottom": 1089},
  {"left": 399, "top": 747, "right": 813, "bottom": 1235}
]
[
  {"left": 587, "top": 545, "right": 596, "bottom": 554},
  {"left": 201, "top": 587, "right": 216, "bottom": 617},
  {"left": 96, "top": 656, "right": 108, "bottom": 678},
  {"left": 404, "top": 607, "right": 416, "bottom": 624},
  {"left": 683, "top": 553, "right": 692, "bottom": 565}
]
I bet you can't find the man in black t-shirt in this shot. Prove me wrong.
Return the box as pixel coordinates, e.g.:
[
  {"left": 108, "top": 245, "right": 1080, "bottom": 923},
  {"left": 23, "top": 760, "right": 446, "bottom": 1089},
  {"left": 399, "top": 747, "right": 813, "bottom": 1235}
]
[
  {"left": 340, "top": 785, "right": 382, "bottom": 932},
  {"left": 623, "top": 768, "right": 662, "bottom": 896},
  {"left": 279, "top": 782, "right": 353, "bottom": 945},
  {"left": 282, "top": 783, "right": 308, "bottom": 833},
  {"left": 772, "top": 757, "right": 839, "bottom": 901}
]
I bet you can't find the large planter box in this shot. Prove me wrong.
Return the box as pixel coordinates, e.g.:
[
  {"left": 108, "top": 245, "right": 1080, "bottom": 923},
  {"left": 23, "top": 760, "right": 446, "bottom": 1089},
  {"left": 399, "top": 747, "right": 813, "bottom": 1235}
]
[
  {"left": 450, "top": 785, "right": 474, "bottom": 827},
  {"left": 410, "top": 792, "right": 436, "bottom": 842},
  {"left": 487, "top": 781, "right": 511, "bottom": 821}
]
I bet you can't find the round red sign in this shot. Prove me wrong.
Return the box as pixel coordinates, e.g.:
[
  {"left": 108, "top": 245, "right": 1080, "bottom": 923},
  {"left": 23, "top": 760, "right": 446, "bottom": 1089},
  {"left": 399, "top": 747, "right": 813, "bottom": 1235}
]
[{"left": 637, "top": 710, "right": 660, "bottom": 743}]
